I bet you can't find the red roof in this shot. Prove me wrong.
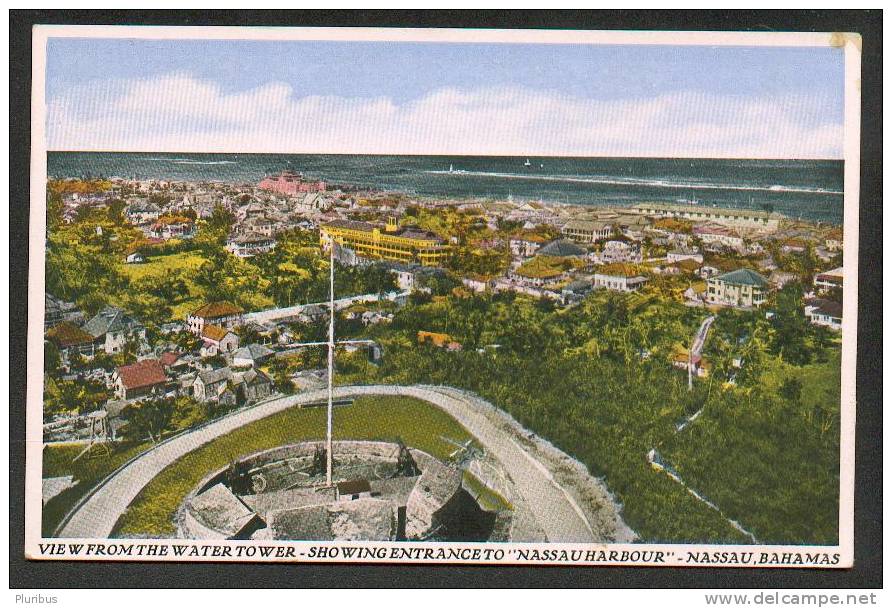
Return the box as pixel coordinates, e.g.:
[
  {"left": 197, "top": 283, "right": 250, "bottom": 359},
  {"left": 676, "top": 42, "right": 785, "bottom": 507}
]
[
  {"left": 158, "top": 351, "right": 181, "bottom": 367},
  {"left": 116, "top": 359, "right": 168, "bottom": 390}
]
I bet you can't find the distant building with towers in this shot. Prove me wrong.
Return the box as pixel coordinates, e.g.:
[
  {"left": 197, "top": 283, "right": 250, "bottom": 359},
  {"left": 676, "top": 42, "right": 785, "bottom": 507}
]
[{"left": 258, "top": 171, "right": 326, "bottom": 195}]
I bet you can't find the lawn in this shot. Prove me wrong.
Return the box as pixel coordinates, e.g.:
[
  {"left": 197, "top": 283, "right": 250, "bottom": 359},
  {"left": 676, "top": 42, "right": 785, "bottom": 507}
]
[
  {"left": 111, "top": 395, "right": 478, "bottom": 537},
  {"left": 42, "top": 440, "right": 152, "bottom": 536},
  {"left": 119, "top": 250, "right": 207, "bottom": 320}
]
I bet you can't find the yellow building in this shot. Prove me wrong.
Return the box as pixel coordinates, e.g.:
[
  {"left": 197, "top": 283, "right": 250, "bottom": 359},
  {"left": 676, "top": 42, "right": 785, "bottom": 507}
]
[{"left": 320, "top": 218, "right": 449, "bottom": 266}]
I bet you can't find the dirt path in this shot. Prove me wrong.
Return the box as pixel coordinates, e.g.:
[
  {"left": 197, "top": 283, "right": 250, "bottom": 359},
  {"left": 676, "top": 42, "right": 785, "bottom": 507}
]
[{"left": 58, "top": 385, "right": 628, "bottom": 542}]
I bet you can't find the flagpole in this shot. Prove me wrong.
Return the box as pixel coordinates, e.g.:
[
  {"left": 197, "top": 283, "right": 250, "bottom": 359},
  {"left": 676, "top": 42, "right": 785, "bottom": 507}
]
[{"left": 326, "top": 242, "right": 335, "bottom": 487}]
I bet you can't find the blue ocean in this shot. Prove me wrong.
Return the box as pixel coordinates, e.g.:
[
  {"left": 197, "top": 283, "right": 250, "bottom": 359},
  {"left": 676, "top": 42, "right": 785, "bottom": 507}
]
[{"left": 47, "top": 153, "right": 844, "bottom": 224}]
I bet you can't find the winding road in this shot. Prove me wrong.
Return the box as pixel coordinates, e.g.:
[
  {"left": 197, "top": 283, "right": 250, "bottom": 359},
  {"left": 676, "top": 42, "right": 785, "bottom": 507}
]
[{"left": 57, "top": 385, "right": 602, "bottom": 542}]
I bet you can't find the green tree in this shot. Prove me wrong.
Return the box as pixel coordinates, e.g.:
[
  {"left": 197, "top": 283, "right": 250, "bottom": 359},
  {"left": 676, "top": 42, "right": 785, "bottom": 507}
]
[
  {"left": 779, "top": 377, "right": 803, "bottom": 403},
  {"left": 121, "top": 398, "right": 177, "bottom": 443},
  {"left": 770, "top": 282, "right": 812, "bottom": 365}
]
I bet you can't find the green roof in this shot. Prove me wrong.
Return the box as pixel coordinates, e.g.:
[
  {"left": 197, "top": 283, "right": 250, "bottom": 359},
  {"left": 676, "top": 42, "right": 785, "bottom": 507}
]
[{"left": 715, "top": 268, "right": 769, "bottom": 287}]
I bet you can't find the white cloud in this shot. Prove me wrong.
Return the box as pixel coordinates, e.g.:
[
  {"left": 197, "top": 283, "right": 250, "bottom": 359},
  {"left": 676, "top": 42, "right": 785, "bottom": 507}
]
[{"left": 47, "top": 73, "right": 842, "bottom": 159}]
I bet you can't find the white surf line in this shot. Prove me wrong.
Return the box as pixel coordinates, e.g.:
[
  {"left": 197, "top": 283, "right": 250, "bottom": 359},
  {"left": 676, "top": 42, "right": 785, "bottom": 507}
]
[
  {"left": 424, "top": 170, "right": 843, "bottom": 196},
  {"left": 508, "top": 438, "right": 595, "bottom": 538}
]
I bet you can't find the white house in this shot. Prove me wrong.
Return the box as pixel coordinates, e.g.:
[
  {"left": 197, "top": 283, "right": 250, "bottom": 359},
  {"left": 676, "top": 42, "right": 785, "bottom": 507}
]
[
  {"left": 187, "top": 301, "right": 245, "bottom": 336},
  {"left": 82, "top": 306, "right": 146, "bottom": 355},
  {"left": 805, "top": 299, "right": 842, "bottom": 331},
  {"left": 591, "top": 268, "right": 649, "bottom": 292},
  {"left": 693, "top": 224, "right": 744, "bottom": 249},
  {"left": 226, "top": 232, "right": 276, "bottom": 258},
  {"left": 600, "top": 240, "right": 642, "bottom": 264},
  {"left": 561, "top": 219, "right": 613, "bottom": 243},
  {"left": 814, "top": 267, "right": 844, "bottom": 291},
  {"left": 462, "top": 277, "right": 489, "bottom": 293},
  {"left": 666, "top": 250, "right": 703, "bottom": 264},
  {"left": 509, "top": 235, "right": 546, "bottom": 258},
  {"left": 200, "top": 324, "right": 240, "bottom": 356}
]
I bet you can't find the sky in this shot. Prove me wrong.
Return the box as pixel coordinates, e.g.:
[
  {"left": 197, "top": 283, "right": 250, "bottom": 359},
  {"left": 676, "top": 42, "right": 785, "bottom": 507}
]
[{"left": 44, "top": 38, "right": 846, "bottom": 158}]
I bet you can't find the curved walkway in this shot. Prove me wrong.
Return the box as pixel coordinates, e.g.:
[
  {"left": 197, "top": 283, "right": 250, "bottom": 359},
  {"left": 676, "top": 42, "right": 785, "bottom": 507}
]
[{"left": 58, "top": 385, "right": 607, "bottom": 542}]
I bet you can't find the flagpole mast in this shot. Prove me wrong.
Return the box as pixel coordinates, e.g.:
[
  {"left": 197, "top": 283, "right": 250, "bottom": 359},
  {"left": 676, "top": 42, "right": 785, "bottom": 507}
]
[{"left": 326, "top": 242, "right": 335, "bottom": 487}]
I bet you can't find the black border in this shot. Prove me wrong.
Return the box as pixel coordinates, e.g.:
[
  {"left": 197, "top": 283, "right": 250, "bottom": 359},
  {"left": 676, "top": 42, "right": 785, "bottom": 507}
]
[{"left": 9, "top": 10, "right": 882, "bottom": 589}]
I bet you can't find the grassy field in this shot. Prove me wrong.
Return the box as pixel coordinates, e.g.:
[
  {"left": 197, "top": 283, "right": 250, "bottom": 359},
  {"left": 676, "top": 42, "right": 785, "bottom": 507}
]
[
  {"left": 119, "top": 250, "right": 207, "bottom": 320},
  {"left": 112, "top": 395, "right": 476, "bottom": 537},
  {"left": 42, "top": 440, "right": 152, "bottom": 536}
]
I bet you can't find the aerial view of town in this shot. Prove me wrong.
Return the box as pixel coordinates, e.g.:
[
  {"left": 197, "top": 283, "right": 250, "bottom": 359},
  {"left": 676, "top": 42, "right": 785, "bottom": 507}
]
[
  {"left": 33, "top": 33, "right": 848, "bottom": 553},
  {"left": 40, "top": 154, "right": 844, "bottom": 546}
]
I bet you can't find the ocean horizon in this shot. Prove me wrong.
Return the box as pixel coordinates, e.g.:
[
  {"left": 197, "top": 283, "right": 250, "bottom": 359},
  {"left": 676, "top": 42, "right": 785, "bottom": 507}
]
[{"left": 47, "top": 152, "right": 845, "bottom": 224}]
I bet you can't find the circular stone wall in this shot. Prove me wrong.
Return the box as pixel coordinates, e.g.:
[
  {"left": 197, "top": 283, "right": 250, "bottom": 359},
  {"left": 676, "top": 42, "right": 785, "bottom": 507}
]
[{"left": 177, "top": 440, "right": 510, "bottom": 542}]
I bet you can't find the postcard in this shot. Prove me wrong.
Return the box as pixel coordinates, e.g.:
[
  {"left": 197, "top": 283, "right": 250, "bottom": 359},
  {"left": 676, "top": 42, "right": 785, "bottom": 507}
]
[{"left": 26, "top": 25, "right": 861, "bottom": 567}]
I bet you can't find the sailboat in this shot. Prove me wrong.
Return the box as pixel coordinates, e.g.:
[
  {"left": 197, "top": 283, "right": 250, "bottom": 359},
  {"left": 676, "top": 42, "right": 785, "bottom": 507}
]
[{"left": 524, "top": 158, "right": 532, "bottom": 167}]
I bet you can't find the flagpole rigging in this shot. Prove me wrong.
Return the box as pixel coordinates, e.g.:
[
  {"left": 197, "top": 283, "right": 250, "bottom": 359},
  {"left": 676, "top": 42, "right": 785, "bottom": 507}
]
[{"left": 326, "top": 242, "right": 335, "bottom": 487}]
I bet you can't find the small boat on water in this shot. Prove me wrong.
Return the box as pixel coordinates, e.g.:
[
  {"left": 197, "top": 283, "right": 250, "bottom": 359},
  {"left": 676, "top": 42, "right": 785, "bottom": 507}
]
[{"left": 524, "top": 158, "right": 532, "bottom": 167}]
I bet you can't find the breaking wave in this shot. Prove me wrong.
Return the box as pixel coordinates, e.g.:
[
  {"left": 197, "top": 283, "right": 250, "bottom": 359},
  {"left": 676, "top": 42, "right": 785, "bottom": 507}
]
[
  {"left": 148, "top": 157, "right": 239, "bottom": 165},
  {"left": 424, "top": 170, "right": 843, "bottom": 196}
]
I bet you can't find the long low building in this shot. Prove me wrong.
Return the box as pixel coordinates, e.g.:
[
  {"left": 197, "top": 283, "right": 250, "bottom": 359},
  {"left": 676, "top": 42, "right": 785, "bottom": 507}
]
[
  {"left": 561, "top": 219, "right": 613, "bottom": 243},
  {"left": 320, "top": 217, "right": 449, "bottom": 266},
  {"left": 630, "top": 203, "right": 781, "bottom": 231}
]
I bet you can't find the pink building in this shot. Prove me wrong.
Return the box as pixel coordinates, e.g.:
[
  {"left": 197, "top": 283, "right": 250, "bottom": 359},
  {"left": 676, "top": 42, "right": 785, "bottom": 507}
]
[{"left": 258, "top": 171, "right": 326, "bottom": 195}]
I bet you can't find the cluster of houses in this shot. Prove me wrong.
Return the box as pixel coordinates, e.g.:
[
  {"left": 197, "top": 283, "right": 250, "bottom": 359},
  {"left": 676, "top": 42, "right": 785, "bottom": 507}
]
[
  {"left": 43, "top": 296, "right": 294, "bottom": 431},
  {"left": 456, "top": 202, "right": 845, "bottom": 325},
  {"left": 59, "top": 174, "right": 342, "bottom": 263},
  {"left": 54, "top": 174, "right": 846, "bottom": 355}
]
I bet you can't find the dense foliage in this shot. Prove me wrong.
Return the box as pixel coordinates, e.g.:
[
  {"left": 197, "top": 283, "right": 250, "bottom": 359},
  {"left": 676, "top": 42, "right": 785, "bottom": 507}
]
[{"left": 337, "top": 289, "right": 841, "bottom": 544}]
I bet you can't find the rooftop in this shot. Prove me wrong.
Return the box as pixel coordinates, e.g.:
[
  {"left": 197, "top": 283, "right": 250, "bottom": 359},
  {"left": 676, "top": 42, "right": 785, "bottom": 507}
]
[
  {"left": 199, "top": 366, "right": 233, "bottom": 385},
  {"left": 538, "top": 239, "right": 587, "bottom": 257},
  {"left": 202, "top": 324, "right": 232, "bottom": 342},
  {"left": 191, "top": 301, "right": 245, "bottom": 319},
  {"left": 233, "top": 343, "right": 274, "bottom": 361},
  {"left": 632, "top": 202, "right": 782, "bottom": 220},
  {"left": 807, "top": 298, "right": 843, "bottom": 318},
  {"left": 116, "top": 359, "right": 167, "bottom": 390},
  {"left": 563, "top": 219, "right": 612, "bottom": 231},
  {"left": 816, "top": 266, "right": 844, "bottom": 279},
  {"left": 323, "top": 219, "right": 442, "bottom": 242},
  {"left": 714, "top": 268, "right": 770, "bottom": 287},
  {"left": 46, "top": 322, "right": 95, "bottom": 347},
  {"left": 83, "top": 306, "right": 143, "bottom": 338},
  {"left": 596, "top": 262, "right": 647, "bottom": 278}
]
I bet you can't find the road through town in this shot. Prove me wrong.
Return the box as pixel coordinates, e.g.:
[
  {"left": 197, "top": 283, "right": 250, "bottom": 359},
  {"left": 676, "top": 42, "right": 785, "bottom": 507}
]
[{"left": 58, "top": 385, "right": 616, "bottom": 542}]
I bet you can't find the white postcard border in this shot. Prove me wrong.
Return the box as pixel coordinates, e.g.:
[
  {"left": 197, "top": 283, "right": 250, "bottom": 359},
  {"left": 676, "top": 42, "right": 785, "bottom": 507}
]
[{"left": 25, "top": 25, "right": 862, "bottom": 567}]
